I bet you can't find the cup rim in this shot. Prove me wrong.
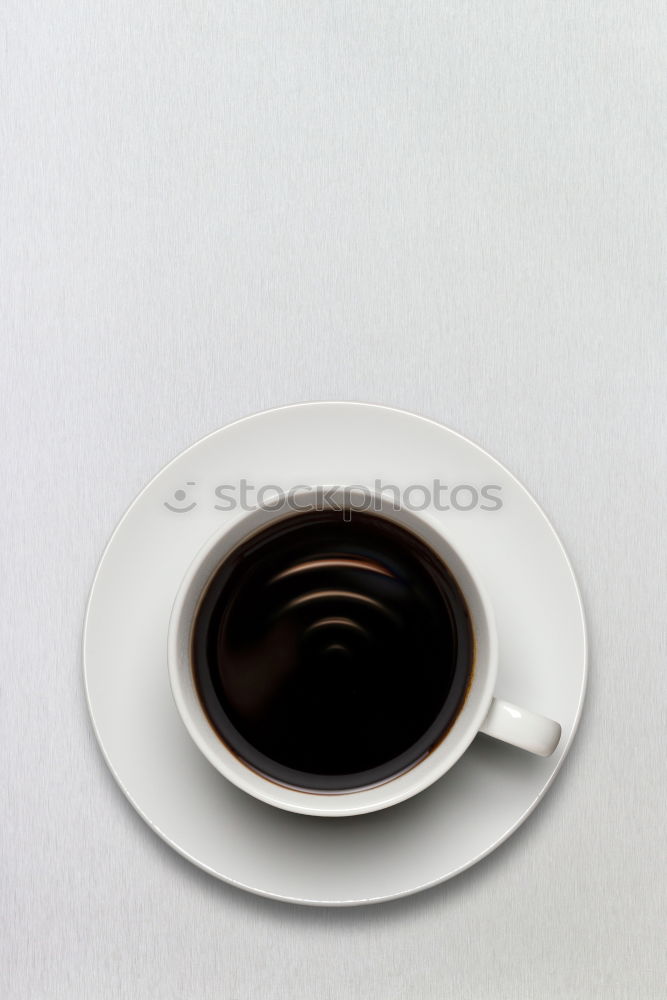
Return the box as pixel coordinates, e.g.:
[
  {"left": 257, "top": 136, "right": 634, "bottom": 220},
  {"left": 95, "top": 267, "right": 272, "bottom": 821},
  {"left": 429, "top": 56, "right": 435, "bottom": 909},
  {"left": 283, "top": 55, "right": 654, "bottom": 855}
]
[{"left": 168, "top": 486, "right": 498, "bottom": 817}]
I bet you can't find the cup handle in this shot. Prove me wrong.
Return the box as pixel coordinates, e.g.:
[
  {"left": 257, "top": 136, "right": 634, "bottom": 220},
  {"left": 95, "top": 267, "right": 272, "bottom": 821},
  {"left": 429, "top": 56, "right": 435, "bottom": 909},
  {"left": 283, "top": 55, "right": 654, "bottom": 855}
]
[{"left": 478, "top": 698, "right": 562, "bottom": 756}]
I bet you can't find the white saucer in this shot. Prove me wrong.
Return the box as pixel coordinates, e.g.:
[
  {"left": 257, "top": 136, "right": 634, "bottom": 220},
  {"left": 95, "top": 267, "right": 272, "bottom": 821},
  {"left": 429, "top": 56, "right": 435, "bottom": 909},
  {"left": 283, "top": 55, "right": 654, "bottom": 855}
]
[{"left": 83, "top": 403, "right": 587, "bottom": 906}]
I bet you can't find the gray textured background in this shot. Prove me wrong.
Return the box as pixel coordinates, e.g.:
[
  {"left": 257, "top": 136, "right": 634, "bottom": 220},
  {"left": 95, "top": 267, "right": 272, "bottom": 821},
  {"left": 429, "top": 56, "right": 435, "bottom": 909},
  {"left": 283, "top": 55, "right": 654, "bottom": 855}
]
[{"left": 1, "top": 2, "right": 665, "bottom": 998}]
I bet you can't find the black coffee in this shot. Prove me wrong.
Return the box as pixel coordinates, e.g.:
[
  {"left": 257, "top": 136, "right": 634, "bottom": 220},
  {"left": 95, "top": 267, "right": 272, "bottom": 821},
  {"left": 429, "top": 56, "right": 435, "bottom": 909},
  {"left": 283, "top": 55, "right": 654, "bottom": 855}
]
[{"left": 192, "top": 510, "right": 473, "bottom": 792}]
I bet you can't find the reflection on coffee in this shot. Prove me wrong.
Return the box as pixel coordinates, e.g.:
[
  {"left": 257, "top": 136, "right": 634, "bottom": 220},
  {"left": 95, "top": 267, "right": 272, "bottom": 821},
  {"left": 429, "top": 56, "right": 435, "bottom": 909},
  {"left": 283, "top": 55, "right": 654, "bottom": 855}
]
[{"left": 192, "top": 510, "right": 473, "bottom": 792}]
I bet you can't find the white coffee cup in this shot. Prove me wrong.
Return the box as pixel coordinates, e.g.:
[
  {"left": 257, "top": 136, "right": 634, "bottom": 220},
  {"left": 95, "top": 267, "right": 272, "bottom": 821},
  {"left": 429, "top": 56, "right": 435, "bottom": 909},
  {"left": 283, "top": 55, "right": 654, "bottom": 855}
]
[{"left": 168, "top": 487, "right": 561, "bottom": 817}]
